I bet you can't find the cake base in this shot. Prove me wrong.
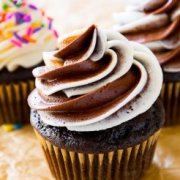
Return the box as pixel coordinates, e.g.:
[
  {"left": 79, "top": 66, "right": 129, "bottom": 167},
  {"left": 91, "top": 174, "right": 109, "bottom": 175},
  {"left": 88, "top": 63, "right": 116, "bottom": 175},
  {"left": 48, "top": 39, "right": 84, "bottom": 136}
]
[
  {"left": 31, "top": 99, "right": 164, "bottom": 153},
  {"left": 0, "top": 63, "right": 43, "bottom": 125},
  {"left": 34, "top": 129, "right": 159, "bottom": 180}
]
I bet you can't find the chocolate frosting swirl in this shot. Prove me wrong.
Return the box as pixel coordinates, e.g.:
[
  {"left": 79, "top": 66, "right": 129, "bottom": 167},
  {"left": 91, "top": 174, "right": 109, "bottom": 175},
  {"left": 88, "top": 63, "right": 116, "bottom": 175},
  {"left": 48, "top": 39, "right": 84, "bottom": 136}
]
[
  {"left": 28, "top": 25, "right": 163, "bottom": 132},
  {"left": 113, "top": 0, "right": 180, "bottom": 72}
]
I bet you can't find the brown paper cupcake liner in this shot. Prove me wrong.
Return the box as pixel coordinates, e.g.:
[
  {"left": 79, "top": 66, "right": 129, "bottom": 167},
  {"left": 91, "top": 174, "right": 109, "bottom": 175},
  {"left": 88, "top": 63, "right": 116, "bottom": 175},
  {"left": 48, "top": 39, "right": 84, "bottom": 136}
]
[
  {"left": 0, "top": 80, "right": 34, "bottom": 125},
  {"left": 160, "top": 82, "right": 180, "bottom": 126},
  {"left": 34, "top": 129, "right": 160, "bottom": 180}
]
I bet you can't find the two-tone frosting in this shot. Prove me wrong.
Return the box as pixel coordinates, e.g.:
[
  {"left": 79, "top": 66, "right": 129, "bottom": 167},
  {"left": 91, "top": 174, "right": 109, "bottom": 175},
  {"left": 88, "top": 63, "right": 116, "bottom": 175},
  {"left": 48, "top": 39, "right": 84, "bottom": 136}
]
[
  {"left": 0, "top": 0, "right": 58, "bottom": 72},
  {"left": 28, "top": 25, "right": 163, "bottom": 132},
  {"left": 113, "top": 0, "right": 180, "bottom": 72}
]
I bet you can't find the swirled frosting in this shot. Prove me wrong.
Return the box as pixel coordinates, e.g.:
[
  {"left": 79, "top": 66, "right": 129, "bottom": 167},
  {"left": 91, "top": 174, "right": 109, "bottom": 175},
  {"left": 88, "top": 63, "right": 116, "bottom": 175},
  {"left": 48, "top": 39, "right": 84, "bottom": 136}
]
[
  {"left": 0, "top": 0, "right": 58, "bottom": 72},
  {"left": 28, "top": 25, "right": 163, "bottom": 132},
  {"left": 113, "top": 0, "right": 180, "bottom": 72}
]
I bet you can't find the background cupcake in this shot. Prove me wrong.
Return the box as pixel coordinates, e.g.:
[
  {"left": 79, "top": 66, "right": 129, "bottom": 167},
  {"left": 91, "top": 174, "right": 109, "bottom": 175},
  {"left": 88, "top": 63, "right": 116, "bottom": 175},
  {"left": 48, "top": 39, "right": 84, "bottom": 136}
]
[
  {"left": 113, "top": 0, "right": 180, "bottom": 126},
  {"left": 0, "top": 0, "right": 58, "bottom": 126},
  {"left": 28, "top": 25, "right": 164, "bottom": 179}
]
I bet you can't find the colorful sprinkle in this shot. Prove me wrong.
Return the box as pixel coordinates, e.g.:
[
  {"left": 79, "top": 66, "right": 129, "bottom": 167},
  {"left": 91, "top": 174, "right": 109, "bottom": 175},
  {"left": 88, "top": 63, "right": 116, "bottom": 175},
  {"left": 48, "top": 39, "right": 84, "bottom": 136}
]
[
  {"left": 0, "top": 12, "right": 6, "bottom": 22},
  {"left": 3, "top": 124, "right": 14, "bottom": 132},
  {"left": 53, "top": 30, "right": 59, "bottom": 38},
  {"left": 5, "top": 22, "right": 14, "bottom": 28},
  {"left": 28, "top": 4, "right": 38, "bottom": 10},
  {"left": 4, "top": 32, "right": 13, "bottom": 39},
  {"left": 47, "top": 17, "right": 53, "bottom": 21},
  {"left": 23, "top": 15, "right": 31, "bottom": 22},
  {"left": 14, "top": 32, "right": 28, "bottom": 43},
  {"left": 33, "top": 27, "right": 42, "bottom": 34},
  {"left": 1, "top": 2, "right": 58, "bottom": 47},
  {"left": 15, "top": 12, "right": 25, "bottom": 24},
  {"left": 26, "top": 27, "right": 33, "bottom": 36},
  {"left": 23, "top": 35, "right": 36, "bottom": 43},
  {"left": 48, "top": 20, "right": 52, "bottom": 30},
  {"left": 2, "top": 123, "right": 23, "bottom": 132},
  {"left": 2, "top": 3, "right": 9, "bottom": 10},
  {"left": 11, "top": 0, "right": 23, "bottom": 7},
  {"left": 31, "top": 22, "right": 42, "bottom": 28},
  {"left": 7, "top": 7, "right": 16, "bottom": 12},
  {"left": 6, "top": 13, "right": 14, "bottom": 20},
  {"left": 14, "top": 123, "right": 23, "bottom": 129},
  {"left": 10, "top": 39, "right": 22, "bottom": 47}
]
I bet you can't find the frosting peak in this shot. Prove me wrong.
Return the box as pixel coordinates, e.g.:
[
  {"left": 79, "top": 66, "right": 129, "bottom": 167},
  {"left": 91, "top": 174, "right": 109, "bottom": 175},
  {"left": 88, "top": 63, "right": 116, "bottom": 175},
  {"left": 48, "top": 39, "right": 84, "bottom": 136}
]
[
  {"left": 113, "top": 0, "right": 180, "bottom": 72},
  {"left": 28, "top": 25, "right": 163, "bottom": 132},
  {"left": 0, "top": 0, "right": 58, "bottom": 72}
]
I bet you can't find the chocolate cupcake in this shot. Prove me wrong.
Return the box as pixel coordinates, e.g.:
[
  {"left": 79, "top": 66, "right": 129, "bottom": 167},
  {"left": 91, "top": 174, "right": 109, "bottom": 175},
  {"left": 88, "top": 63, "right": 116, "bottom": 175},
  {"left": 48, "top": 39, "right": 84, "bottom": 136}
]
[
  {"left": 28, "top": 25, "right": 164, "bottom": 180},
  {"left": 0, "top": 0, "right": 58, "bottom": 125},
  {"left": 113, "top": 0, "right": 180, "bottom": 126}
]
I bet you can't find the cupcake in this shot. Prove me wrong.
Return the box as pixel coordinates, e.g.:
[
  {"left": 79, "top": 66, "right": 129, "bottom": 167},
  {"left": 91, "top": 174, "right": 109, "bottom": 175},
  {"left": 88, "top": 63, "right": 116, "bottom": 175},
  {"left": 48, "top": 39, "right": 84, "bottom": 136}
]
[
  {"left": 113, "top": 0, "right": 180, "bottom": 126},
  {"left": 0, "top": 0, "right": 58, "bottom": 125},
  {"left": 28, "top": 25, "right": 164, "bottom": 180}
]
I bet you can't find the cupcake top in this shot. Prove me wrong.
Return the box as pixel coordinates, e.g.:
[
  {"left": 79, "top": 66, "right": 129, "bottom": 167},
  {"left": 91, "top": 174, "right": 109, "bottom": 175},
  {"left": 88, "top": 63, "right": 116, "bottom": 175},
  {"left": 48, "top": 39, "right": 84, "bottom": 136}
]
[
  {"left": 113, "top": 0, "right": 180, "bottom": 73},
  {"left": 0, "top": 0, "right": 58, "bottom": 72},
  {"left": 28, "top": 25, "right": 163, "bottom": 132}
]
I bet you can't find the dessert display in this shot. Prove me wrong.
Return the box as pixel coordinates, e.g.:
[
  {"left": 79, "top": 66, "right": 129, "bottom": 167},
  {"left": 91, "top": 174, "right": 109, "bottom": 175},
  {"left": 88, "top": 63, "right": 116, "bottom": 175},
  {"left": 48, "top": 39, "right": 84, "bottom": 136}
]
[
  {"left": 28, "top": 25, "right": 164, "bottom": 180},
  {"left": 113, "top": 0, "right": 180, "bottom": 126},
  {"left": 0, "top": 0, "right": 58, "bottom": 125}
]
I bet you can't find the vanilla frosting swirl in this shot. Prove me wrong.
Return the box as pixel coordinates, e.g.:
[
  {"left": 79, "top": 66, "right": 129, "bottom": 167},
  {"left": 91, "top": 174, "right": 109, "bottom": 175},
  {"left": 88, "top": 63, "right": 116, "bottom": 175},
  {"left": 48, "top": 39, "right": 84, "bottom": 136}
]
[
  {"left": 113, "top": 0, "right": 180, "bottom": 72},
  {"left": 28, "top": 25, "right": 163, "bottom": 132},
  {"left": 0, "top": 0, "right": 57, "bottom": 72}
]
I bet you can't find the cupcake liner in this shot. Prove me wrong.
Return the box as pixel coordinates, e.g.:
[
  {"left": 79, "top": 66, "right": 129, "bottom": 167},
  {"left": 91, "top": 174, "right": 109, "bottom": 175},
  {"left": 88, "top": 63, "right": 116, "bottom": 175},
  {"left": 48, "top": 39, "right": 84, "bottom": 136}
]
[
  {"left": 0, "top": 80, "right": 34, "bottom": 125},
  {"left": 160, "top": 82, "right": 180, "bottom": 126},
  {"left": 34, "top": 129, "right": 160, "bottom": 180}
]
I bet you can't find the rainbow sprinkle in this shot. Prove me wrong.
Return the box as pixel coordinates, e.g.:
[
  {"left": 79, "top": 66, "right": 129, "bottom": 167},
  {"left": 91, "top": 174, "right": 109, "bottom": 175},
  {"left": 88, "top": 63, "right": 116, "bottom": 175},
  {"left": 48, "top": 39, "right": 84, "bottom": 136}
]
[
  {"left": 53, "top": 30, "right": 59, "bottom": 38},
  {"left": 26, "top": 27, "right": 33, "bottom": 36},
  {"left": 10, "top": 39, "right": 22, "bottom": 47},
  {"left": 23, "top": 35, "right": 36, "bottom": 43},
  {"left": 33, "top": 27, "right": 42, "bottom": 34},
  {"left": 14, "top": 32, "right": 28, "bottom": 43},
  {"left": 2, "top": 123, "right": 23, "bottom": 132},
  {"left": 0, "top": 0, "right": 58, "bottom": 47},
  {"left": 48, "top": 20, "right": 52, "bottom": 30},
  {"left": 28, "top": 4, "right": 38, "bottom": 10},
  {"left": 23, "top": 15, "right": 31, "bottom": 22},
  {"left": 5, "top": 12, "right": 14, "bottom": 19},
  {"left": 2, "top": 3, "right": 9, "bottom": 10}
]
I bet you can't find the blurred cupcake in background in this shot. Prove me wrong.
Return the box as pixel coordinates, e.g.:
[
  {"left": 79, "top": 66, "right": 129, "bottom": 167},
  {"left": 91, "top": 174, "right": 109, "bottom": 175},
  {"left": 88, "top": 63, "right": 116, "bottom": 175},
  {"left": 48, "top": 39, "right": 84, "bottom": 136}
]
[
  {"left": 0, "top": 0, "right": 58, "bottom": 127},
  {"left": 113, "top": 0, "right": 180, "bottom": 126},
  {"left": 28, "top": 25, "right": 164, "bottom": 180}
]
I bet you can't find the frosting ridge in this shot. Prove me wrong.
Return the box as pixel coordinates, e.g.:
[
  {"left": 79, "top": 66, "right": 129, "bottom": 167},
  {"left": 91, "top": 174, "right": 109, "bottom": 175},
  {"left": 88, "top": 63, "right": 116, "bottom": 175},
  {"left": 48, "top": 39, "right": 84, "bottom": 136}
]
[
  {"left": 28, "top": 25, "right": 163, "bottom": 132},
  {"left": 113, "top": 0, "right": 180, "bottom": 72}
]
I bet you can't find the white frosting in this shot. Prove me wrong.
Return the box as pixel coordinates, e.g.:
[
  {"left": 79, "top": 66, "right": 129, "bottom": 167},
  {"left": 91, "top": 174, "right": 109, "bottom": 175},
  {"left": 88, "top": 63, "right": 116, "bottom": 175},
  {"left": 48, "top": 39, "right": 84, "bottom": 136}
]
[
  {"left": 67, "top": 42, "right": 163, "bottom": 131},
  {"left": 39, "top": 59, "right": 148, "bottom": 128},
  {"left": 113, "top": 13, "right": 168, "bottom": 33},
  {"left": 113, "top": 12, "right": 146, "bottom": 26},
  {"left": 34, "top": 29, "right": 162, "bottom": 132},
  {"left": 112, "top": 1, "right": 180, "bottom": 73},
  {"left": 125, "top": 0, "right": 152, "bottom": 12},
  {"left": 0, "top": 0, "right": 57, "bottom": 72}
]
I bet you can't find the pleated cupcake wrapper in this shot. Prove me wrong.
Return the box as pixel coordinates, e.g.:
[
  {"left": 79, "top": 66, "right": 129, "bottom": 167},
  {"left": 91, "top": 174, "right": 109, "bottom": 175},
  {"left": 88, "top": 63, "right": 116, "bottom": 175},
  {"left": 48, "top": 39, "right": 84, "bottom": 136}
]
[
  {"left": 0, "top": 80, "right": 34, "bottom": 125},
  {"left": 34, "top": 129, "right": 160, "bottom": 180},
  {"left": 161, "top": 82, "right": 180, "bottom": 126}
]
